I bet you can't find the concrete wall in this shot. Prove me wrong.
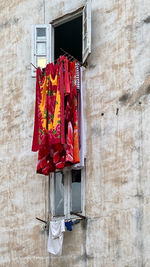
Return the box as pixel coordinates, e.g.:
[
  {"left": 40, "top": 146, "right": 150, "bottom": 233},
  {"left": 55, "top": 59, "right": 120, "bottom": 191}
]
[{"left": 1, "top": 0, "right": 150, "bottom": 266}]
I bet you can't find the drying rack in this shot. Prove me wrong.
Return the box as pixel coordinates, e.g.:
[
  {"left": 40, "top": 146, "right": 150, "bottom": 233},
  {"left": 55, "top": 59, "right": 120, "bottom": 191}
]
[
  {"left": 31, "top": 48, "right": 86, "bottom": 69},
  {"left": 36, "top": 212, "right": 86, "bottom": 225}
]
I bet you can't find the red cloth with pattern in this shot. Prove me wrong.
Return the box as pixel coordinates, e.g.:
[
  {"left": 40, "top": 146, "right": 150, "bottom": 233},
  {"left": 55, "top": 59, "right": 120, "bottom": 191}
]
[{"left": 32, "top": 57, "right": 80, "bottom": 175}]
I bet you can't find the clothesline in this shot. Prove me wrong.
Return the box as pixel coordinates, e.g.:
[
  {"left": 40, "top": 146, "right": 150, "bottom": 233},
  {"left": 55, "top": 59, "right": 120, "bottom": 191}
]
[
  {"left": 36, "top": 212, "right": 86, "bottom": 225},
  {"left": 70, "top": 211, "right": 86, "bottom": 220},
  {"left": 60, "top": 48, "right": 83, "bottom": 66},
  {"left": 31, "top": 48, "right": 83, "bottom": 70}
]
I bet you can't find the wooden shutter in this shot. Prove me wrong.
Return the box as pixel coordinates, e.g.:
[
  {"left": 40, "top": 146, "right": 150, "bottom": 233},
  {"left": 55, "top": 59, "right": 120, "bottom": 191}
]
[
  {"left": 31, "top": 24, "right": 51, "bottom": 77},
  {"left": 82, "top": 0, "right": 91, "bottom": 63}
]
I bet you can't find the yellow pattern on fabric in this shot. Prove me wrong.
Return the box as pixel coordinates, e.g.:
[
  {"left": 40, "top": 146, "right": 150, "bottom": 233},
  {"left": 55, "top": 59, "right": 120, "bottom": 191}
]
[
  {"left": 39, "top": 73, "right": 60, "bottom": 133},
  {"left": 49, "top": 74, "right": 60, "bottom": 131},
  {"left": 53, "top": 87, "right": 60, "bottom": 130},
  {"left": 39, "top": 77, "right": 47, "bottom": 130},
  {"left": 50, "top": 75, "right": 57, "bottom": 86},
  {"left": 48, "top": 75, "right": 56, "bottom": 131}
]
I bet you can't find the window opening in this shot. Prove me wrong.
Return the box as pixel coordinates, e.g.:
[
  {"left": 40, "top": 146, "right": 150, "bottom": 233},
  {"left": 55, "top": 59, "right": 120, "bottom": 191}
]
[
  {"left": 51, "top": 168, "right": 85, "bottom": 218},
  {"left": 54, "top": 15, "right": 82, "bottom": 62},
  {"left": 54, "top": 172, "right": 64, "bottom": 216},
  {"left": 31, "top": 0, "right": 91, "bottom": 76},
  {"left": 71, "top": 170, "right": 81, "bottom": 213}
]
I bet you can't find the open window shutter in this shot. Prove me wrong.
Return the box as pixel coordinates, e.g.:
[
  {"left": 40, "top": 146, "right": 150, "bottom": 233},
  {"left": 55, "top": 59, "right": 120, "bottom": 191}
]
[
  {"left": 31, "top": 24, "right": 52, "bottom": 77},
  {"left": 82, "top": 0, "right": 91, "bottom": 64}
]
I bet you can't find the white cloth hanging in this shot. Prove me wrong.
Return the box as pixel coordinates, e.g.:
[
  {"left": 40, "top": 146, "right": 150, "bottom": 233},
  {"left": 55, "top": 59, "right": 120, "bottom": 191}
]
[{"left": 47, "top": 219, "right": 65, "bottom": 256}]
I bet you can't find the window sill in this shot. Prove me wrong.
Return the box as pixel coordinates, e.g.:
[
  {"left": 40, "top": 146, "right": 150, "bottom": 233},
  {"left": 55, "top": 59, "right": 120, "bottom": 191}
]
[{"left": 51, "top": 212, "right": 86, "bottom": 221}]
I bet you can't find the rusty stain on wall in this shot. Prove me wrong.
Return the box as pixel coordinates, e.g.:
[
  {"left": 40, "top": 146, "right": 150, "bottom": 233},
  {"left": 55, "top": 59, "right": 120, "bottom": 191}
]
[{"left": 0, "top": 17, "right": 19, "bottom": 28}]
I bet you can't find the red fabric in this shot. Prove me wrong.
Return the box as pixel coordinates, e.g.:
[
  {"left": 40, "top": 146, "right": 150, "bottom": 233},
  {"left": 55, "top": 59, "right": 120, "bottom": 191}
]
[
  {"left": 32, "top": 57, "right": 81, "bottom": 176},
  {"left": 69, "top": 61, "right": 80, "bottom": 164},
  {"left": 66, "top": 121, "right": 74, "bottom": 163},
  {"left": 64, "top": 57, "right": 70, "bottom": 95},
  {"left": 58, "top": 58, "right": 65, "bottom": 145},
  {"left": 32, "top": 68, "right": 42, "bottom": 152}
]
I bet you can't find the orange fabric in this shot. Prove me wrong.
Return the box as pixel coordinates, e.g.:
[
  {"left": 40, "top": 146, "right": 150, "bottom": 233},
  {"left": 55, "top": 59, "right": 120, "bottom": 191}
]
[
  {"left": 48, "top": 74, "right": 61, "bottom": 135},
  {"left": 73, "top": 97, "right": 80, "bottom": 163}
]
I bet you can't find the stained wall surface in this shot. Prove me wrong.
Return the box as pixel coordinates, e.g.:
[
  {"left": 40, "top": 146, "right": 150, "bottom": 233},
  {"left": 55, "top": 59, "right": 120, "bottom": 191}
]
[{"left": 1, "top": 0, "right": 150, "bottom": 266}]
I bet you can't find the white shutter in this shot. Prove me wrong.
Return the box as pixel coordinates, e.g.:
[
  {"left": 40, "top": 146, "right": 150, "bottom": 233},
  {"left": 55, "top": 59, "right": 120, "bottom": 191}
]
[
  {"left": 82, "top": 0, "right": 91, "bottom": 63},
  {"left": 31, "top": 24, "right": 52, "bottom": 77}
]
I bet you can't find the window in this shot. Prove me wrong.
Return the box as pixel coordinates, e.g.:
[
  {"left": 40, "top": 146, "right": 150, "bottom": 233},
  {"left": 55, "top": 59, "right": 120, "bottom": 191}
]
[
  {"left": 31, "top": 1, "right": 90, "bottom": 217},
  {"left": 31, "top": 24, "right": 51, "bottom": 77},
  {"left": 50, "top": 168, "right": 85, "bottom": 219},
  {"left": 54, "top": 15, "right": 82, "bottom": 62},
  {"left": 31, "top": 0, "right": 91, "bottom": 76}
]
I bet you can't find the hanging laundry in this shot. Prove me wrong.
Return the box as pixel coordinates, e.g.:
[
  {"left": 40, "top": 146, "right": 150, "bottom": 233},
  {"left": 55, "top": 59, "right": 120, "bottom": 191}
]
[
  {"left": 47, "top": 219, "right": 65, "bottom": 256},
  {"left": 73, "top": 67, "right": 85, "bottom": 169},
  {"left": 65, "top": 220, "right": 73, "bottom": 231},
  {"left": 32, "top": 56, "right": 82, "bottom": 175},
  {"left": 69, "top": 61, "right": 80, "bottom": 164}
]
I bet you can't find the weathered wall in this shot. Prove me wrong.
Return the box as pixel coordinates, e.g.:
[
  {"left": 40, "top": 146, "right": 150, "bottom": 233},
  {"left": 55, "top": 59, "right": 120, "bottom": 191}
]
[{"left": 1, "top": 0, "right": 150, "bottom": 266}]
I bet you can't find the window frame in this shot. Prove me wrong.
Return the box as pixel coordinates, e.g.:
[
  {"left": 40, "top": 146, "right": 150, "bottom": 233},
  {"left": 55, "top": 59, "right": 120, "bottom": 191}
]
[
  {"left": 31, "top": 1, "right": 91, "bottom": 76},
  {"left": 51, "top": 1, "right": 91, "bottom": 64},
  {"left": 50, "top": 8, "right": 83, "bottom": 64},
  {"left": 82, "top": 0, "right": 91, "bottom": 63},
  {"left": 49, "top": 167, "right": 85, "bottom": 220},
  {"left": 32, "top": 4, "right": 89, "bottom": 219},
  {"left": 31, "top": 24, "right": 52, "bottom": 77}
]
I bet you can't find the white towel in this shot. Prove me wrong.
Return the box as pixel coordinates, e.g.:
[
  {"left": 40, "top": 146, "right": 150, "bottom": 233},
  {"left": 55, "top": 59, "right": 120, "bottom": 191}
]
[{"left": 47, "top": 219, "right": 65, "bottom": 256}]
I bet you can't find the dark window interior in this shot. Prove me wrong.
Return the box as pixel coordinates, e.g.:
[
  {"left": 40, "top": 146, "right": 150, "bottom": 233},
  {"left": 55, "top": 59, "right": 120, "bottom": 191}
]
[
  {"left": 54, "top": 16, "right": 82, "bottom": 62},
  {"left": 72, "top": 169, "right": 81, "bottom": 183}
]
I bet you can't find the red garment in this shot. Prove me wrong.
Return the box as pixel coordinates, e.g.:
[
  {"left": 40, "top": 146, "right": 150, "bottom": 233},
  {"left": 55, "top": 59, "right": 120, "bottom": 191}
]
[
  {"left": 57, "top": 57, "right": 65, "bottom": 145},
  {"left": 32, "top": 57, "right": 80, "bottom": 175},
  {"left": 69, "top": 61, "right": 80, "bottom": 164},
  {"left": 64, "top": 57, "right": 70, "bottom": 95},
  {"left": 32, "top": 67, "right": 43, "bottom": 152},
  {"left": 66, "top": 121, "right": 74, "bottom": 163}
]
